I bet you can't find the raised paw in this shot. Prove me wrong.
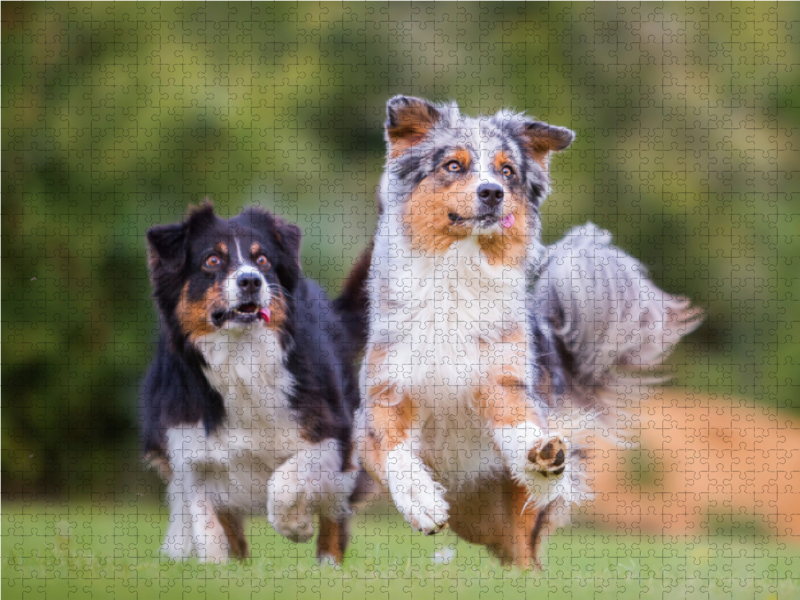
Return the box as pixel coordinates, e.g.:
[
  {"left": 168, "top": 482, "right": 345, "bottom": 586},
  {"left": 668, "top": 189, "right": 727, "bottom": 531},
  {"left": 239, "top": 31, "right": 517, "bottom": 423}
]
[
  {"left": 527, "top": 436, "right": 567, "bottom": 477},
  {"left": 394, "top": 476, "right": 449, "bottom": 535},
  {"left": 406, "top": 493, "right": 449, "bottom": 535},
  {"left": 495, "top": 425, "right": 571, "bottom": 506},
  {"left": 267, "top": 470, "right": 316, "bottom": 543},
  {"left": 386, "top": 444, "right": 450, "bottom": 535},
  {"left": 414, "top": 501, "right": 449, "bottom": 536}
]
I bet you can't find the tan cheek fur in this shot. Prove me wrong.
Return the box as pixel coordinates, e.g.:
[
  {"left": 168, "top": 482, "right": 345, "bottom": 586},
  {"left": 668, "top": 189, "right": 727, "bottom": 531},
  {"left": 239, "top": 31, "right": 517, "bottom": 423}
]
[
  {"left": 265, "top": 287, "right": 288, "bottom": 329},
  {"left": 404, "top": 172, "right": 529, "bottom": 267},
  {"left": 404, "top": 174, "right": 475, "bottom": 253},
  {"left": 176, "top": 282, "right": 225, "bottom": 342},
  {"left": 176, "top": 278, "right": 288, "bottom": 342}
]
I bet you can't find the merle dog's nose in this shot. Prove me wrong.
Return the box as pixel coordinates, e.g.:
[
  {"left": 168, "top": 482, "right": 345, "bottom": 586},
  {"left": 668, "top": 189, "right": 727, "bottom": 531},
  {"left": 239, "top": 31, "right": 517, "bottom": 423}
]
[
  {"left": 237, "top": 273, "right": 262, "bottom": 293},
  {"left": 477, "top": 183, "right": 504, "bottom": 208}
]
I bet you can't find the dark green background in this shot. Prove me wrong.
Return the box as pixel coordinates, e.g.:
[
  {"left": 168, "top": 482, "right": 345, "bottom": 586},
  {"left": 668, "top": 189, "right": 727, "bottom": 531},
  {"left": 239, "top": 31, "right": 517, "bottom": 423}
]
[{"left": 3, "top": 2, "right": 798, "bottom": 494}]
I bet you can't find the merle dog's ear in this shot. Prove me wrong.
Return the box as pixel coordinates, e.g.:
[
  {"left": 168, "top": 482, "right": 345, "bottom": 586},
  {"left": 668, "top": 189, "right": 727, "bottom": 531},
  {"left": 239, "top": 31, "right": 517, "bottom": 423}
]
[
  {"left": 146, "top": 222, "right": 186, "bottom": 273},
  {"left": 385, "top": 96, "right": 443, "bottom": 155},
  {"left": 518, "top": 121, "right": 575, "bottom": 168}
]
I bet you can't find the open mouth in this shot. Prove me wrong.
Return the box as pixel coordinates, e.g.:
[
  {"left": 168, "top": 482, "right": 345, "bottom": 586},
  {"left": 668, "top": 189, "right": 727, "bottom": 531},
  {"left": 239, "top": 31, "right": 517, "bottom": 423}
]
[
  {"left": 211, "top": 303, "right": 271, "bottom": 327},
  {"left": 235, "top": 302, "right": 259, "bottom": 315}
]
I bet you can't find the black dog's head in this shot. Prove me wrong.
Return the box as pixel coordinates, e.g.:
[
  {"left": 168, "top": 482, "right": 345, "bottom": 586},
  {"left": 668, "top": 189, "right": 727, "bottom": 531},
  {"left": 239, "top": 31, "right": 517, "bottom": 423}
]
[{"left": 146, "top": 203, "right": 302, "bottom": 349}]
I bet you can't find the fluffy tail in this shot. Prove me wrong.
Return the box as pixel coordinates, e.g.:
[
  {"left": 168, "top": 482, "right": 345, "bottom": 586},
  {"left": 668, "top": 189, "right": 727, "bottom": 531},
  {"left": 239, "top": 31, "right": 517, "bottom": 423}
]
[
  {"left": 333, "top": 241, "right": 373, "bottom": 356},
  {"left": 531, "top": 223, "right": 703, "bottom": 419}
]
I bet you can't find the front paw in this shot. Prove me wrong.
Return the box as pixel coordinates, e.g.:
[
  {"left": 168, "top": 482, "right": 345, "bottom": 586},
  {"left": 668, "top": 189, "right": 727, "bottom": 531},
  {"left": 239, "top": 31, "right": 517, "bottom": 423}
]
[
  {"left": 521, "top": 434, "right": 570, "bottom": 505},
  {"left": 496, "top": 424, "right": 570, "bottom": 505},
  {"left": 267, "top": 470, "right": 315, "bottom": 543},
  {"left": 386, "top": 445, "right": 449, "bottom": 535},
  {"left": 527, "top": 436, "right": 567, "bottom": 477}
]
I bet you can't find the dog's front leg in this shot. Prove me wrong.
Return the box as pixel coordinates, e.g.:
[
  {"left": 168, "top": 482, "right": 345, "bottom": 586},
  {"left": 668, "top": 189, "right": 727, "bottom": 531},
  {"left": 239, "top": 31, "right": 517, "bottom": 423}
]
[
  {"left": 187, "top": 482, "right": 230, "bottom": 562},
  {"left": 360, "top": 390, "right": 449, "bottom": 535},
  {"left": 482, "top": 367, "right": 570, "bottom": 507},
  {"left": 267, "top": 439, "right": 357, "bottom": 545},
  {"left": 162, "top": 428, "right": 230, "bottom": 562},
  {"left": 163, "top": 467, "right": 229, "bottom": 562}
]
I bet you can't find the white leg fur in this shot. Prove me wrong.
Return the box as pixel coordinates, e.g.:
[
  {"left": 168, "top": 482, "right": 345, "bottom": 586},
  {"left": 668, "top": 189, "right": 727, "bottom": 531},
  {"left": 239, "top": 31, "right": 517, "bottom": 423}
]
[
  {"left": 161, "top": 477, "right": 229, "bottom": 562},
  {"left": 386, "top": 441, "right": 449, "bottom": 534},
  {"left": 267, "top": 439, "right": 357, "bottom": 543},
  {"left": 493, "top": 423, "right": 572, "bottom": 507},
  {"left": 189, "top": 487, "right": 230, "bottom": 562},
  {"left": 161, "top": 477, "right": 194, "bottom": 559}
]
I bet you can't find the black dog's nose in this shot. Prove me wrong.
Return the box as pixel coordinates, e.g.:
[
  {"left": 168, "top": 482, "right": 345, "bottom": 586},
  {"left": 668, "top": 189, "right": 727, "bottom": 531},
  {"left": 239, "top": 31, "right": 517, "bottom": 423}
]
[
  {"left": 237, "top": 273, "right": 262, "bottom": 292},
  {"left": 477, "top": 183, "right": 504, "bottom": 208}
]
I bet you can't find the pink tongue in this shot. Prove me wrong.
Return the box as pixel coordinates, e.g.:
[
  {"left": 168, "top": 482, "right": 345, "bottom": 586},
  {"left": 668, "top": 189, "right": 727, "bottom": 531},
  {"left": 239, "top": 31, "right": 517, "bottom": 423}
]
[
  {"left": 258, "top": 308, "right": 271, "bottom": 323},
  {"left": 500, "top": 214, "right": 515, "bottom": 229}
]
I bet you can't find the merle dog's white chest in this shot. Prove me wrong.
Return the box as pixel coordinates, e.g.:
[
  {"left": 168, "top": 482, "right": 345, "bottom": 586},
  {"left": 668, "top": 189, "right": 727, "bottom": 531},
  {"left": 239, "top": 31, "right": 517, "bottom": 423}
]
[
  {"left": 378, "top": 238, "right": 528, "bottom": 391},
  {"left": 369, "top": 237, "right": 531, "bottom": 485}
]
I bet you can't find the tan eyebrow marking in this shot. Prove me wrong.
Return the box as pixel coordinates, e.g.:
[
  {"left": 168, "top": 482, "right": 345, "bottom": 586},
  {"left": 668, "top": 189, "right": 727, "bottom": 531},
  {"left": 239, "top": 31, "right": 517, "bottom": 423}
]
[
  {"left": 452, "top": 148, "right": 471, "bottom": 169},
  {"left": 494, "top": 150, "right": 513, "bottom": 172},
  {"left": 216, "top": 242, "right": 228, "bottom": 255},
  {"left": 250, "top": 242, "right": 261, "bottom": 255}
]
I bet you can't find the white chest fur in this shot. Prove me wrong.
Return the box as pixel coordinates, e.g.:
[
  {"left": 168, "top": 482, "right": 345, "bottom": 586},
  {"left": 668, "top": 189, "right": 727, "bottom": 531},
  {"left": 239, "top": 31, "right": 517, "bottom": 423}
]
[
  {"left": 375, "top": 237, "right": 528, "bottom": 390},
  {"left": 197, "top": 325, "right": 295, "bottom": 436},
  {"left": 368, "top": 236, "right": 531, "bottom": 487},
  {"left": 166, "top": 324, "right": 299, "bottom": 512}
]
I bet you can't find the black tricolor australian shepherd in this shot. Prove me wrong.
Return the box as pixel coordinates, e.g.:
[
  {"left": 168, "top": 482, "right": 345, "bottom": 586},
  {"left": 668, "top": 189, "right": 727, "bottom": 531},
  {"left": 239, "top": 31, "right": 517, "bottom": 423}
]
[
  {"left": 337, "top": 96, "right": 702, "bottom": 568},
  {"left": 141, "top": 204, "right": 360, "bottom": 563}
]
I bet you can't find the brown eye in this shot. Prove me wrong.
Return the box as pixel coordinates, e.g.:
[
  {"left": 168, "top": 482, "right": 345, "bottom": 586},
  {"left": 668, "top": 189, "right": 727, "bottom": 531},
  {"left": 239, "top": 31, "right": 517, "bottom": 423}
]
[
  {"left": 502, "top": 165, "right": 515, "bottom": 178},
  {"left": 256, "top": 255, "right": 269, "bottom": 268},
  {"left": 205, "top": 255, "right": 221, "bottom": 268},
  {"left": 445, "top": 161, "right": 462, "bottom": 173}
]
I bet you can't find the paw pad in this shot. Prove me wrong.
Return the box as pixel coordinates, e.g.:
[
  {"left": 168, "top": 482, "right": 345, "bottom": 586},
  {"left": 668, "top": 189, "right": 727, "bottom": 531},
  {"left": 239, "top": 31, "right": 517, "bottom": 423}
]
[{"left": 528, "top": 437, "right": 567, "bottom": 476}]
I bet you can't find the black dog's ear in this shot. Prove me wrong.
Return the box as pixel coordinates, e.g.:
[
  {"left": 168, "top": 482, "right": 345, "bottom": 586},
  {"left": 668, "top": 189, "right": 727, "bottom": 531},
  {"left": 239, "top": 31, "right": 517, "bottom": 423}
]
[
  {"left": 518, "top": 121, "right": 575, "bottom": 169},
  {"left": 273, "top": 217, "right": 302, "bottom": 265},
  {"left": 146, "top": 222, "right": 186, "bottom": 274},
  {"left": 184, "top": 202, "right": 217, "bottom": 234},
  {"left": 385, "top": 96, "right": 444, "bottom": 155},
  {"left": 273, "top": 216, "right": 303, "bottom": 292},
  {"left": 146, "top": 202, "right": 217, "bottom": 273}
]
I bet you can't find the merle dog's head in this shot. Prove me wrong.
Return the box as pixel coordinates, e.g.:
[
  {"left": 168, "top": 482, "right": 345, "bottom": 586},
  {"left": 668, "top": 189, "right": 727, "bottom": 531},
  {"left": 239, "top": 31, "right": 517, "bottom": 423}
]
[
  {"left": 383, "top": 96, "right": 574, "bottom": 262},
  {"left": 146, "top": 203, "right": 302, "bottom": 349}
]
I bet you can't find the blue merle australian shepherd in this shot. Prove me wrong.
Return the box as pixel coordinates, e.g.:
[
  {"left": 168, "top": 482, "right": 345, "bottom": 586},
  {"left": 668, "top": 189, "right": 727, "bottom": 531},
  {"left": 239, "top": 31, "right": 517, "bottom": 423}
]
[
  {"left": 334, "top": 96, "right": 703, "bottom": 568},
  {"left": 142, "top": 205, "right": 361, "bottom": 563}
]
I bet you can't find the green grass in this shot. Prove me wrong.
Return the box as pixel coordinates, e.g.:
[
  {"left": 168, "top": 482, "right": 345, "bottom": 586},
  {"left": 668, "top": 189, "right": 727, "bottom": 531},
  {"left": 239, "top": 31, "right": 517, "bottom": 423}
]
[{"left": 2, "top": 498, "right": 798, "bottom": 600}]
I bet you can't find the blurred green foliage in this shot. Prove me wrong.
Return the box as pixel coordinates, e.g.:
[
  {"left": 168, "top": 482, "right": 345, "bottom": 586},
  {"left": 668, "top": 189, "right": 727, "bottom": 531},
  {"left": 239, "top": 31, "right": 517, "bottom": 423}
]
[{"left": 3, "top": 2, "right": 799, "bottom": 493}]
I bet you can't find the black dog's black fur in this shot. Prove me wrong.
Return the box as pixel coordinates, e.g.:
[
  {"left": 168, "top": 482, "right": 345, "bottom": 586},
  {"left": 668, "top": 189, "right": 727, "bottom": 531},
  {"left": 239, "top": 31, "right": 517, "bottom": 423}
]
[
  {"left": 140, "top": 204, "right": 361, "bottom": 561},
  {"left": 141, "top": 333, "right": 226, "bottom": 456},
  {"left": 141, "top": 204, "right": 358, "bottom": 466}
]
